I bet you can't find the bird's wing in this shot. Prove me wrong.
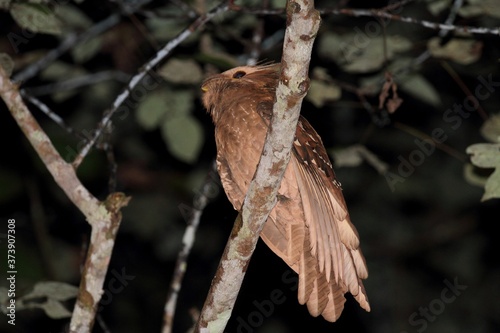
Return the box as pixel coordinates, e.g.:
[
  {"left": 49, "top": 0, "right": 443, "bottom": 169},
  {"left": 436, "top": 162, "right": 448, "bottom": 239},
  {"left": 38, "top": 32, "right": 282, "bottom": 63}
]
[{"left": 290, "top": 116, "right": 370, "bottom": 319}]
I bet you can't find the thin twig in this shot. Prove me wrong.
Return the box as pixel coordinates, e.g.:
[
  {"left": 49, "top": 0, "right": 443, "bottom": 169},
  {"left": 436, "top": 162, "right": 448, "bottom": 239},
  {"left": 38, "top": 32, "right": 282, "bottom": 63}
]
[
  {"left": 326, "top": 7, "right": 499, "bottom": 35},
  {"left": 162, "top": 161, "right": 219, "bottom": 333},
  {"left": 238, "top": 5, "right": 500, "bottom": 36},
  {"left": 72, "top": 1, "right": 230, "bottom": 168},
  {"left": 24, "top": 70, "right": 130, "bottom": 96},
  {"left": 22, "top": 92, "right": 85, "bottom": 140},
  {"left": 13, "top": 15, "right": 120, "bottom": 84},
  {"left": 194, "top": 0, "right": 321, "bottom": 331}
]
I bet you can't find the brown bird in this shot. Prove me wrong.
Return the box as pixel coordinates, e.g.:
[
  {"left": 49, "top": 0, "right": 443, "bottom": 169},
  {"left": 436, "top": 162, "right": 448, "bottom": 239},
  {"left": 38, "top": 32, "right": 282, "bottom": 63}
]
[{"left": 201, "top": 64, "right": 370, "bottom": 322}]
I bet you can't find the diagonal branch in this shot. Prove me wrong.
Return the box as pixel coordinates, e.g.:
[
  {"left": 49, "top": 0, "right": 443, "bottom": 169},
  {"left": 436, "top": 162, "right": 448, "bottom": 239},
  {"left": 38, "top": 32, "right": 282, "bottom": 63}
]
[
  {"left": 72, "top": 2, "right": 230, "bottom": 168},
  {"left": 0, "top": 66, "right": 130, "bottom": 333},
  {"left": 194, "top": 1, "right": 321, "bottom": 332}
]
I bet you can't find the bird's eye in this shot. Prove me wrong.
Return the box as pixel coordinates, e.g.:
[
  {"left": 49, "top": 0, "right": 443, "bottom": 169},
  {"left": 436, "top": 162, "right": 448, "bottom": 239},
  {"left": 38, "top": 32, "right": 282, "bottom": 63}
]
[{"left": 232, "top": 71, "right": 246, "bottom": 79}]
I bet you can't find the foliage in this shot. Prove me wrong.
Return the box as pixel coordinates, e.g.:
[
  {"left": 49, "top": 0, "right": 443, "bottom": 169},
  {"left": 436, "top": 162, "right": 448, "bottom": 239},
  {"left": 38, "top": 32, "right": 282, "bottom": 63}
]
[{"left": 0, "top": 0, "right": 499, "bottom": 332}]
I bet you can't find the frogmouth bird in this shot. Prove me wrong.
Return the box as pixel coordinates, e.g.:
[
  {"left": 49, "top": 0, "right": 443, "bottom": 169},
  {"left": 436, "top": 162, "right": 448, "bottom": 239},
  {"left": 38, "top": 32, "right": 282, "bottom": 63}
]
[{"left": 201, "top": 64, "right": 370, "bottom": 321}]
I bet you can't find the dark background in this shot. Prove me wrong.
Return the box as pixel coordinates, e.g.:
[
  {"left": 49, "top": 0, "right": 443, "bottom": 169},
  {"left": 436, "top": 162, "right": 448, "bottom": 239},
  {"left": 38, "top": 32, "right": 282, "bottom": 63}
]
[{"left": 1, "top": 0, "right": 499, "bottom": 332}]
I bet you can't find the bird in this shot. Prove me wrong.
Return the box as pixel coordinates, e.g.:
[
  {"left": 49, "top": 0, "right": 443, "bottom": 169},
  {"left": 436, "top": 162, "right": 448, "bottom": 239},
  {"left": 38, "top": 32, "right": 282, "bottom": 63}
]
[{"left": 201, "top": 63, "right": 370, "bottom": 322}]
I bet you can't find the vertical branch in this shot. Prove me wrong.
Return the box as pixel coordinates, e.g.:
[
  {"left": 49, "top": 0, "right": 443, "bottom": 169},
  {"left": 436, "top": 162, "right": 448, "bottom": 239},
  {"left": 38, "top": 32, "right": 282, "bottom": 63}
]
[
  {"left": 194, "top": 1, "right": 320, "bottom": 332},
  {"left": 0, "top": 66, "right": 130, "bottom": 333}
]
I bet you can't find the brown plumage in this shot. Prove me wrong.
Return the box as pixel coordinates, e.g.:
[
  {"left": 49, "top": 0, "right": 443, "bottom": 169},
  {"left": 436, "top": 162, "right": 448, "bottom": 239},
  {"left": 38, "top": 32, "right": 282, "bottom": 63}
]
[{"left": 201, "top": 64, "right": 370, "bottom": 321}]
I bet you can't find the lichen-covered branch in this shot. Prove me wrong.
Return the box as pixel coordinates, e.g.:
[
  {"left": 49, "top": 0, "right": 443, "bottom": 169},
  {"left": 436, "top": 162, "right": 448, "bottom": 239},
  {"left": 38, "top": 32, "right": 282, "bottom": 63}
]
[
  {"left": 194, "top": 1, "right": 320, "bottom": 332},
  {"left": 0, "top": 66, "right": 130, "bottom": 333}
]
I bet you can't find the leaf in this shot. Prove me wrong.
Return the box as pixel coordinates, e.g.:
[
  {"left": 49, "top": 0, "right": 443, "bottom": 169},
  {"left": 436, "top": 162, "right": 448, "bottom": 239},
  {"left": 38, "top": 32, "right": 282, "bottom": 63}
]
[
  {"left": 39, "top": 61, "right": 87, "bottom": 101},
  {"left": 55, "top": 4, "right": 93, "bottom": 30},
  {"left": 459, "top": 0, "right": 500, "bottom": 19},
  {"left": 71, "top": 37, "right": 102, "bottom": 63},
  {"left": 0, "top": 53, "right": 14, "bottom": 76},
  {"left": 40, "top": 299, "right": 73, "bottom": 319},
  {"left": 27, "top": 281, "right": 79, "bottom": 301},
  {"left": 136, "top": 89, "right": 169, "bottom": 130},
  {"left": 136, "top": 89, "right": 194, "bottom": 130},
  {"left": 159, "top": 58, "right": 203, "bottom": 84},
  {"left": 425, "top": 0, "right": 452, "bottom": 15},
  {"left": 161, "top": 115, "right": 203, "bottom": 164},
  {"left": 428, "top": 37, "right": 483, "bottom": 65},
  {"left": 466, "top": 143, "right": 500, "bottom": 201},
  {"left": 145, "top": 17, "right": 184, "bottom": 41},
  {"left": 400, "top": 74, "right": 442, "bottom": 107},
  {"left": 10, "top": 3, "right": 62, "bottom": 35},
  {"left": 307, "top": 80, "right": 341, "bottom": 108},
  {"left": 0, "top": 0, "right": 11, "bottom": 10},
  {"left": 306, "top": 67, "right": 341, "bottom": 108},
  {"left": 11, "top": 282, "right": 78, "bottom": 319},
  {"left": 318, "top": 32, "right": 412, "bottom": 73},
  {"left": 480, "top": 113, "right": 500, "bottom": 143}
]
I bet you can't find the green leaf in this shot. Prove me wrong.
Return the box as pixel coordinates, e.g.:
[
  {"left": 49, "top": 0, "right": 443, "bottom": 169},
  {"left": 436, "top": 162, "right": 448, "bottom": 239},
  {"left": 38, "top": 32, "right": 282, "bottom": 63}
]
[
  {"left": 55, "top": 4, "right": 93, "bottom": 30},
  {"left": 0, "top": 0, "right": 11, "bottom": 10},
  {"left": 10, "top": 3, "right": 62, "bottom": 35},
  {"left": 161, "top": 115, "right": 203, "bottom": 164},
  {"left": 136, "top": 89, "right": 169, "bottom": 130},
  {"left": 307, "top": 79, "right": 341, "bottom": 108},
  {"left": 71, "top": 37, "right": 101, "bottom": 63},
  {"left": 400, "top": 74, "right": 441, "bottom": 107},
  {"left": 28, "top": 281, "right": 78, "bottom": 301},
  {"left": 425, "top": 0, "right": 452, "bottom": 15},
  {"left": 10, "top": 282, "right": 78, "bottom": 319},
  {"left": 466, "top": 143, "right": 500, "bottom": 201},
  {"left": 428, "top": 37, "right": 482, "bottom": 65},
  {"left": 459, "top": 0, "right": 500, "bottom": 19},
  {"left": 159, "top": 58, "right": 203, "bottom": 84},
  {"left": 318, "top": 32, "right": 412, "bottom": 73},
  {"left": 136, "top": 89, "right": 194, "bottom": 130},
  {"left": 480, "top": 113, "right": 500, "bottom": 143},
  {"left": 0, "top": 53, "right": 14, "bottom": 76}
]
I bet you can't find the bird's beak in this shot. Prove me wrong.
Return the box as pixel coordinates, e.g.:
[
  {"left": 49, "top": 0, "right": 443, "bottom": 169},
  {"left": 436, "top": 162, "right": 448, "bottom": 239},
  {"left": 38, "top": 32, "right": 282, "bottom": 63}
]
[{"left": 201, "top": 85, "right": 208, "bottom": 92}]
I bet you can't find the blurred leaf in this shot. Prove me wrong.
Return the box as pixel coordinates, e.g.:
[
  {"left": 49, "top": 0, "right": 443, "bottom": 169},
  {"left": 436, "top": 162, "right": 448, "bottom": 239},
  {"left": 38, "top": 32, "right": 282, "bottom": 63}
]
[
  {"left": 307, "top": 80, "right": 341, "bottom": 108},
  {"left": 307, "top": 67, "right": 341, "bottom": 107},
  {"left": 71, "top": 37, "right": 102, "bottom": 63},
  {"left": 480, "top": 113, "right": 500, "bottom": 143},
  {"left": 159, "top": 58, "right": 203, "bottom": 84},
  {"left": 10, "top": 3, "right": 63, "bottom": 35},
  {"left": 0, "top": 0, "right": 11, "bottom": 9},
  {"left": 0, "top": 53, "right": 14, "bottom": 76},
  {"left": 9, "top": 282, "right": 79, "bottom": 319},
  {"left": 39, "top": 299, "right": 73, "bottom": 319},
  {"left": 425, "top": 0, "right": 452, "bottom": 15},
  {"left": 466, "top": 143, "right": 500, "bottom": 201},
  {"left": 40, "top": 60, "right": 86, "bottom": 80},
  {"left": 145, "top": 18, "right": 184, "bottom": 41},
  {"left": 464, "top": 163, "right": 487, "bottom": 187},
  {"left": 39, "top": 61, "right": 87, "bottom": 101},
  {"left": 400, "top": 74, "right": 441, "bottom": 107},
  {"left": 428, "top": 37, "right": 483, "bottom": 65},
  {"left": 27, "top": 281, "right": 78, "bottom": 301},
  {"left": 136, "top": 89, "right": 169, "bottom": 130},
  {"left": 55, "top": 4, "right": 92, "bottom": 30},
  {"left": 136, "top": 89, "right": 194, "bottom": 130},
  {"left": 318, "top": 32, "right": 412, "bottom": 73},
  {"left": 460, "top": 0, "right": 500, "bottom": 19},
  {"left": 161, "top": 115, "right": 203, "bottom": 163}
]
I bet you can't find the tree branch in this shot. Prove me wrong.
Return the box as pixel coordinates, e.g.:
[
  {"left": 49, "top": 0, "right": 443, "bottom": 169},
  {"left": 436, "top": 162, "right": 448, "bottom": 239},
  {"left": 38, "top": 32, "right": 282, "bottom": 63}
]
[
  {"left": 0, "top": 66, "right": 130, "bottom": 333},
  {"left": 72, "top": 1, "right": 230, "bottom": 168},
  {"left": 194, "top": 1, "right": 321, "bottom": 332}
]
